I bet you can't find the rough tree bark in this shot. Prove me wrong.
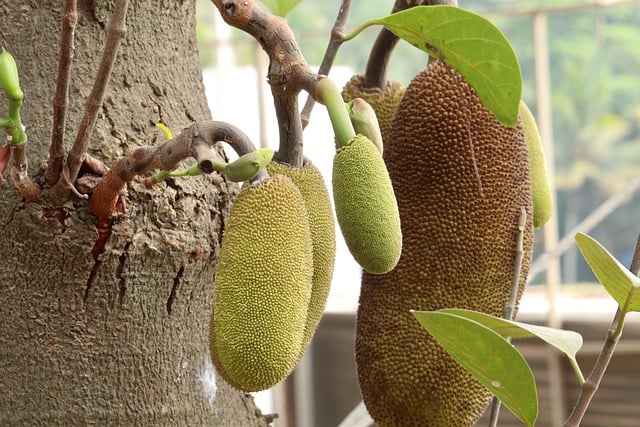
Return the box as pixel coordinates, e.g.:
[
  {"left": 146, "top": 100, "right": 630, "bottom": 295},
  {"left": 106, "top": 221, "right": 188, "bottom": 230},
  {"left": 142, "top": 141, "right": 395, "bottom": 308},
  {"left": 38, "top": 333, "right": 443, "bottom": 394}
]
[{"left": 0, "top": 1, "right": 267, "bottom": 425}]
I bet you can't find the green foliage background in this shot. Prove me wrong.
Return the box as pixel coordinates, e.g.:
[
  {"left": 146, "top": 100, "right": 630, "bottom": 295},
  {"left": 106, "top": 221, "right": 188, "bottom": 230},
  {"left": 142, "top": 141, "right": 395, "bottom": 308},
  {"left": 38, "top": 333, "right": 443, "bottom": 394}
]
[{"left": 196, "top": 0, "right": 640, "bottom": 284}]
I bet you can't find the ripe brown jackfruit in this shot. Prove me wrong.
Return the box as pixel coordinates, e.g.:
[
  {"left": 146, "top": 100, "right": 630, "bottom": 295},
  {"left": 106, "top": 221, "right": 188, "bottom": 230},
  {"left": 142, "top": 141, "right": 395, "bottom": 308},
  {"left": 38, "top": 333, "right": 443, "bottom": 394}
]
[
  {"left": 210, "top": 174, "right": 313, "bottom": 392},
  {"left": 342, "top": 74, "right": 405, "bottom": 149},
  {"left": 332, "top": 134, "right": 402, "bottom": 274},
  {"left": 356, "top": 61, "right": 534, "bottom": 426},
  {"left": 267, "top": 159, "right": 336, "bottom": 353}
]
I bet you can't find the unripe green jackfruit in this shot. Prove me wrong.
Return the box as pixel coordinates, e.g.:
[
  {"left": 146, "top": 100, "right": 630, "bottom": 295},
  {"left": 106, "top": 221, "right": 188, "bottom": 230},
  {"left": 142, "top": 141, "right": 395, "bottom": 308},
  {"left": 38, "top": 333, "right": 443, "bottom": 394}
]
[
  {"left": 210, "top": 174, "right": 313, "bottom": 392},
  {"left": 520, "top": 100, "right": 553, "bottom": 228},
  {"left": 342, "top": 74, "right": 405, "bottom": 149},
  {"left": 357, "top": 61, "right": 534, "bottom": 426},
  {"left": 267, "top": 159, "right": 336, "bottom": 353},
  {"left": 332, "top": 134, "right": 402, "bottom": 274}
]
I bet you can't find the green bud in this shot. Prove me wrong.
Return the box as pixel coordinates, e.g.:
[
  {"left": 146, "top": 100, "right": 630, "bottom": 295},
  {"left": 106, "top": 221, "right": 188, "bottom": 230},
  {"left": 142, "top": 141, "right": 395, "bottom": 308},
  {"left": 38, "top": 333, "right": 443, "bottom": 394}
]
[
  {"left": 347, "top": 98, "right": 383, "bottom": 155},
  {"left": 0, "top": 49, "right": 23, "bottom": 102},
  {"left": 224, "top": 147, "right": 274, "bottom": 182}
]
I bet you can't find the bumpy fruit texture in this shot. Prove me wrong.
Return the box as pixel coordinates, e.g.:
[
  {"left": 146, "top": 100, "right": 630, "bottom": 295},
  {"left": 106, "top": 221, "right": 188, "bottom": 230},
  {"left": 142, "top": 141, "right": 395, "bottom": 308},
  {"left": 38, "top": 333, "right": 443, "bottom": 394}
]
[
  {"left": 520, "top": 100, "right": 553, "bottom": 228},
  {"left": 341, "top": 74, "right": 405, "bottom": 149},
  {"left": 332, "top": 134, "right": 402, "bottom": 274},
  {"left": 267, "top": 159, "right": 336, "bottom": 354},
  {"left": 210, "top": 174, "right": 313, "bottom": 392},
  {"left": 357, "top": 61, "right": 534, "bottom": 426}
]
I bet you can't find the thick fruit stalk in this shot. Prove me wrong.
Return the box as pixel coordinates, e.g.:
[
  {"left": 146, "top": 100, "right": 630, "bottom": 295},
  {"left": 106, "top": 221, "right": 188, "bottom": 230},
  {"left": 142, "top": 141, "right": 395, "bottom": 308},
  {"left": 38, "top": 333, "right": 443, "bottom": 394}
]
[
  {"left": 210, "top": 174, "right": 313, "bottom": 392},
  {"left": 356, "top": 61, "right": 534, "bottom": 426}
]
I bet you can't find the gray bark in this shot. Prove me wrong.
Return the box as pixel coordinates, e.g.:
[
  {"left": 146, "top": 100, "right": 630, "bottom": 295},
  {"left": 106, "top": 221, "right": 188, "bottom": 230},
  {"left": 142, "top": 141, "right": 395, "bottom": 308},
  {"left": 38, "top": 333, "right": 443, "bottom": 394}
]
[{"left": 0, "top": 1, "right": 267, "bottom": 425}]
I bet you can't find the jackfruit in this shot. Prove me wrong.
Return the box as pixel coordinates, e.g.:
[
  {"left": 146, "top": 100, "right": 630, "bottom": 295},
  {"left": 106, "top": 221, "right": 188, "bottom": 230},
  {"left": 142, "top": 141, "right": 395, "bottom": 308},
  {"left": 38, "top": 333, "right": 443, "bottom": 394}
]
[
  {"left": 356, "top": 61, "right": 534, "bottom": 426},
  {"left": 267, "top": 159, "right": 336, "bottom": 353},
  {"left": 520, "top": 100, "right": 553, "bottom": 228},
  {"left": 341, "top": 74, "right": 405, "bottom": 149},
  {"left": 210, "top": 174, "right": 313, "bottom": 392},
  {"left": 332, "top": 134, "right": 401, "bottom": 274}
]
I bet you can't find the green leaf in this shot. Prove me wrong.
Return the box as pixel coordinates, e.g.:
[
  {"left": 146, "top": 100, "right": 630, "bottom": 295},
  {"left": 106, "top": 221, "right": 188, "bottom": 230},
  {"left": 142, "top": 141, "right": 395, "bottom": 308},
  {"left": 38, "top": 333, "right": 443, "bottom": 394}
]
[
  {"left": 441, "top": 308, "right": 583, "bottom": 360},
  {"left": 257, "top": 0, "right": 301, "bottom": 16},
  {"left": 365, "top": 6, "right": 521, "bottom": 126},
  {"left": 412, "top": 310, "right": 537, "bottom": 427},
  {"left": 575, "top": 232, "right": 640, "bottom": 312}
]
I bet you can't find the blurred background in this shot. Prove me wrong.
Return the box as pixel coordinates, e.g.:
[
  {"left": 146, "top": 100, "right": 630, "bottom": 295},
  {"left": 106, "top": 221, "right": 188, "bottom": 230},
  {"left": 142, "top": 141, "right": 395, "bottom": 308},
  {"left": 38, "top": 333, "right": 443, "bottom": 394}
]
[{"left": 196, "top": 1, "right": 640, "bottom": 426}]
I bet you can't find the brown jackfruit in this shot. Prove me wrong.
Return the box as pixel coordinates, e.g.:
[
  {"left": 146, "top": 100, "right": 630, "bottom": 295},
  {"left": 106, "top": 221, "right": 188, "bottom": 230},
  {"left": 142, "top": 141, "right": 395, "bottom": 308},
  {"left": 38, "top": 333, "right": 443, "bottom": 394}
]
[
  {"left": 356, "top": 61, "right": 534, "bottom": 426},
  {"left": 267, "top": 159, "right": 336, "bottom": 353},
  {"left": 210, "top": 174, "right": 313, "bottom": 392},
  {"left": 342, "top": 74, "right": 405, "bottom": 149}
]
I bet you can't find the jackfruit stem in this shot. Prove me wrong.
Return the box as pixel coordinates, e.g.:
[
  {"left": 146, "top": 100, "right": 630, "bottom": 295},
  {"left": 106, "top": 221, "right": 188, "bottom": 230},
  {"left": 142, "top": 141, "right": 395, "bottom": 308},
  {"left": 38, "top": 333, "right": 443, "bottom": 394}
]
[
  {"left": 489, "top": 207, "right": 528, "bottom": 427},
  {"left": 314, "top": 77, "right": 356, "bottom": 147},
  {"left": 363, "top": 28, "right": 398, "bottom": 89}
]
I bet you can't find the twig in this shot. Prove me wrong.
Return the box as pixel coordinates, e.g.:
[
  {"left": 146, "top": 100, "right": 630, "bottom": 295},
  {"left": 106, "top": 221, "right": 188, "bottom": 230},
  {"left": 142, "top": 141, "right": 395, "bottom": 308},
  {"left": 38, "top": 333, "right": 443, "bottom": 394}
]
[
  {"left": 363, "top": 0, "right": 455, "bottom": 89},
  {"left": 300, "top": 0, "right": 352, "bottom": 129},
  {"left": 61, "top": 0, "right": 129, "bottom": 197},
  {"left": 210, "top": 0, "right": 318, "bottom": 167},
  {"left": 89, "top": 120, "right": 256, "bottom": 226},
  {"left": 488, "top": 207, "right": 527, "bottom": 427},
  {"left": 564, "top": 232, "right": 640, "bottom": 426},
  {"left": 44, "top": 0, "right": 77, "bottom": 185},
  {"left": 10, "top": 143, "right": 41, "bottom": 201}
]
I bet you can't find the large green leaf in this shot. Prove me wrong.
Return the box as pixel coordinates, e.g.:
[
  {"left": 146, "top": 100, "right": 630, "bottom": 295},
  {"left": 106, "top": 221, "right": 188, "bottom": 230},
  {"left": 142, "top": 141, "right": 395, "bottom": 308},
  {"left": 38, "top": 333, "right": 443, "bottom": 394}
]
[
  {"left": 412, "top": 310, "right": 537, "bottom": 427},
  {"left": 257, "top": 0, "right": 301, "bottom": 17},
  {"left": 362, "top": 6, "right": 521, "bottom": 126},
  {"left": 441, "top": 308, "right": 583, "bottom": 363},
  {"left": 575, "top": 232, "right": 640, "bottom": 312}
]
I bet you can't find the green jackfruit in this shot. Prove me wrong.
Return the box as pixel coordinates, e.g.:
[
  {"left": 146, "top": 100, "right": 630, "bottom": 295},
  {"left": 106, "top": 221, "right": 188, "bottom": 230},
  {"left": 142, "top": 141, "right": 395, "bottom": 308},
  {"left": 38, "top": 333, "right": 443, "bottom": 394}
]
[
  {"left": 267, "top": 159, "right": 336, "bottom": 353},
  {"left": 357, "top": 61, "right": 534, "bottom": 426},
  {"left": 332, "top": 134, "right": 401, "bottom": 274},
  {"left": 520, "top": 100, "right": 553, "bottom": 228},
  {"left": 210, "top": 174, "right": 313, "bottom": 392},
  {"left": 341, "top": 74, "right": 405, "bottom": 149}
]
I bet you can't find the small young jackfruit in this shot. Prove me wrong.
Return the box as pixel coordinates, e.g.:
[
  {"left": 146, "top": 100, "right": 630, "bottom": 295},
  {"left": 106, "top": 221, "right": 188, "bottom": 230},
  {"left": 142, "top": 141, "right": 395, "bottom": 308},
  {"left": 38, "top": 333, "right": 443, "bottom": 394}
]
[
  {"left": 341, "top": 74, "right": 405, "bottom": 149},
  {"left": 267, "top": 159, "right": 336, "bottom": 353},
  {"left": 357, "top": 61, "right": 534, "bottom": 426},
  {"left": 520, "top": 100, "right": 553, "bottom": 228},
  {"left": 210, "top": 174, "right": 313, "bottom": 392},
  {"left": 332, "top": 134, "right": 401, "bottom": 274}
]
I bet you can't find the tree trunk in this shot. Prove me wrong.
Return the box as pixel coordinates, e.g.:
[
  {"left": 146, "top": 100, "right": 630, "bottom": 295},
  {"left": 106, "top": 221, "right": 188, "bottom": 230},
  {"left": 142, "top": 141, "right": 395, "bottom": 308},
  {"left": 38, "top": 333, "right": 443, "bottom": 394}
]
[{"left": 0, "top": 1, "right": 267, "bottom": 425}]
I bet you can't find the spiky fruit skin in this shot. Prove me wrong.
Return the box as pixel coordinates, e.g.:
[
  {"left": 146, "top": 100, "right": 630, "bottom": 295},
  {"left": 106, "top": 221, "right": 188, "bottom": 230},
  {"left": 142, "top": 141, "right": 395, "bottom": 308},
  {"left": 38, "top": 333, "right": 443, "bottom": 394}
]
[
  {"left": 332, "top": 134, "right": 402, "bottom": 274},
  {"left": 267, "top": 159, "right": 336, "bottom": 354},
  {"left": 519, "top": 100, "right": 553, "bottom": 228},
  {"left": 210, "top": 174, "right": 313, "bottom": 392},
  {"left": 356, "top": 61, "right": 534, "bottom": 426},
  {"left": 341, "top": 74, "right": 405, "bottom": 148}
]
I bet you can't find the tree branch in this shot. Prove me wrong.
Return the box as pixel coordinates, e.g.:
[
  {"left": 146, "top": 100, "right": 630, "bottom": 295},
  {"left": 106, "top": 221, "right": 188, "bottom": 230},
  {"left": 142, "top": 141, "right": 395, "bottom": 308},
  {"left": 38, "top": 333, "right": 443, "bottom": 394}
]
[
  {"left": 210, "top": 0, "right": 318, "bottom": 167},
  {"left": 89, "top": 120, "right": 256, "bottom": 227},
  {"left": 58, "top": 0, "right": 129, "bottom": 199},
  {"left": 363, "top": 0, "right": 457, "bottom": 89},
  {"left": 10, "top": 142, "right": 41, "bottom": 201},
  {"left": 564, "top": 232, "right": 640, "bottom": 426},
  {"left": 44, "top": 0, "right": 77, "bottom": 185},
  {"left": 300, "top": 0, "right": 352, "bottom": 129}
]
